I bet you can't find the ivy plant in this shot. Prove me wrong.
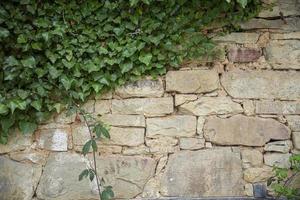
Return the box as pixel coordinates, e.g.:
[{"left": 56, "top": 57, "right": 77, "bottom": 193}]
[{"left": 0, "top": 0, "right": 261, "bottom": 143}]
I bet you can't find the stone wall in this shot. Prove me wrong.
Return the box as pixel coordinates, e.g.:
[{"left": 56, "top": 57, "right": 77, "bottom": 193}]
[{"left": 1, "top": 0, "right": 300, "bottom": 199}]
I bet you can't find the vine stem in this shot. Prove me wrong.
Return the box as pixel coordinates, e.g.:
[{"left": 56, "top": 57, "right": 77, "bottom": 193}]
[{"left": 76, "top": 105, "right": 102, "bottom": 200}]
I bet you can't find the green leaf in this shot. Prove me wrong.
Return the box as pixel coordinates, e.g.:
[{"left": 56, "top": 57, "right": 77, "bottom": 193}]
[
  {"left": 82, "top": 140, "right": 92, "bottom": 155},
  {"left": 0, "top": 27, "right": 9, "bottom": 38},
  {"left": 5, "top": 56, "right": 19, "bottom": 66},
  {"left": 101, "top": 186, "right": 114, "bottom": 200},
  {"left": 89, "top": 169, "right": 95, "bottom": 181},
  {"left": 19, "top": 121, "right": 37, "bottom": 134},
  {"left": 17, "top": 34, "right": 27, "bottom": 43},
  {"left": 121, "top": 62, "right": 133, "bottom": 74},
  {"left": 31, "top": 100, "right": 42, "bottom": 111},
  {"left": 60, "top": 76, "right": 73, "bottom": 90},
  {"left": 0, "top": 104, "right": 9, "bottom": 115},
  {"left": 8, "top": 100, "right": 27, "bottom": 113},
  {"left": 1, "top": 118, "right": 14, "bottom": 131},
  {"left": 53, "top": 103, "right": 63, "bottom": 113},
  {"left": 21, "top": 56, "right": 36, "bottom": 68},
  {"left": 91, "top": 83, "right": 103, "bottom": 93},
  {"left": 94, "top": 123, "right": 110, "bottom": 139},
  {"left": 139, "top": 53, "right": 152, "bottom": 66},
  {"left": 237, "top": 0, "right": 248, "bottom": 8},
  {"left": 17, "top": 90, "right": 30, "bottom": 100},
  {"left": 129, "top": 0, "right": 139, "bottom": 6},
  {"left": 79, "top": 169, "right": 89, "bottom": 181},
  {"left": 91, "top": 139, "right": 97, "bottom": 152}
]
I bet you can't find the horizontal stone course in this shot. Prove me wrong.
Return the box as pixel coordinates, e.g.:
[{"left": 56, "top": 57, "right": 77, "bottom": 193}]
[
  {"left": 228, "top": 48, "right": 261, "bottom": 63},
  {"left": 166, "top": 70, "right": 219, "bottom": 93},
  {"left": 256, "top": 101, "right": 300, "bottom": 114},
  {"left": 222, "top": 70, "right": 300, "bottom": 100},
  {"left": 99, "top": 114, "right": 145, "bottom": 127}
]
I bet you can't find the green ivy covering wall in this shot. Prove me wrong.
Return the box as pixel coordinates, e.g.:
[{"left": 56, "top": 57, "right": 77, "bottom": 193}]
[{"left": 0, "top": 0, "right": 261, "bottom": 144}]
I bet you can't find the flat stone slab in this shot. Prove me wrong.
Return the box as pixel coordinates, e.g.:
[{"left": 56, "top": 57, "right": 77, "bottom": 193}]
[{"left": 160, "top": 148, "right": 244, "bottom": 197}]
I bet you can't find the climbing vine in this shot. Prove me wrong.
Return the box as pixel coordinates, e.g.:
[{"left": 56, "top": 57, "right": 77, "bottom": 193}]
[{"left": 0, "top": 0, "right": 261, "bottom": 143}]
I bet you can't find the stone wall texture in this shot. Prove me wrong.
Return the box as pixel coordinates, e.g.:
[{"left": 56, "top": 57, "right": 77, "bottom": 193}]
[{"left": 1, "top": 1, "right": 300, "bottom": 199}]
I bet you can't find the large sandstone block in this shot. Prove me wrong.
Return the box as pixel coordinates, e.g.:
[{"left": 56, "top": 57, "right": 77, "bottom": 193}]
[
  {"left": 114, "top": 78, "right": 164, "bottom": 98},
  {"left": 293, "top": 132, "right": 300, "bottom": 149},
  {"left": 258, "top": 0, "right": 300, "bottom": 18},
  {"left": 178, "top": 97, "right": 243, "bottom": 116},
  {"left": 264, "top": 153, "right": 291, "bottom": 168},
  {"left": 99, "top": 114, "right": 145, "bottom": 127},
  {"left": 146, "top": 137, "right": 178, "bottom": 153},
  {"left": 160, "top": 148, "right": 244, "bottom": 197},
  {"left": 256, "top": 101, "right": 300, "bottom": 114},
  {"left": 264, "top": 140, "right": 292, "bottom": 153},
  {"left": 166, "top": 70, "right": 219, "bottom": 93},
  {"left": 35, "top": 128, "right": 69, "bottom": 151},
  {"left": 213, "top": 32, "right": 259, "bottom": 44},
  {"left": 287, "top": 116, "right": 300, "bottom": 131},
  {"left": 112, "top": 97, "right": 173, "bottom": 116},
  {"left": 204, "top": 115, "right": 290, "bottom": 146},
  {"left": 0, "top": 156, "right": 42, "bottom": 200},
  {"left": 265, "top": 40, "right": 300, "bottom": 69},
  {"left": 243, "top": 166, "right": 273, "bottom": 183},
  {"left": 221, "top": 70, "right": 300, "bottom": 100},
  {"left": 146, "top": 115, "right": 196, "bottom": 138},
  {"left": 228, "top": 47, "right": 261, "bottom": 63},
  {"left": 0, "top": 131, "right": 32, "bottom": 154},
  {"left": 96, "top": 155, "right": 156, "bottom": 198},
  {"left": 241, "top": 149, "right": 263, "bottom": 168}
]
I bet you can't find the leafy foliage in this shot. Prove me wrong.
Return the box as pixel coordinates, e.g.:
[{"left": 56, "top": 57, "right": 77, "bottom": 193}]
[
  {"left": 268, "top": 154, "right": 300, "bottom": 200},
  {"left": 0, "top": 0, "right": 261, "bottom": 143}
]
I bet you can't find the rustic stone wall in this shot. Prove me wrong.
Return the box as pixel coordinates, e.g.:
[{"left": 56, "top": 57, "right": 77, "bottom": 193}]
[{"left": 1, "top": 0, "right": 300, "bottom": 199}]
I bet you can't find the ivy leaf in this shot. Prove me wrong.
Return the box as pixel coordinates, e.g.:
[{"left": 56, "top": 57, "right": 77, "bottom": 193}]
[
  {"left": 60, "top": 76, "right": 73, "bottom": 90},
  {"left": 17, "top": 90, "right": 30, "bottom": 100},
  {"left": 17, "top": 34, "right": 27, "bottom": 43},
  {"left": 121, "top": 62, "right": 133, "bottom": 74},
  {"left": 79, "top": 169, "right": 89, "bottom": 181},
  {"left": 5, "top": 56, "right": 19, "bottom": 67},
  {"left": 89, "top": 169, "right": 95, "bottom": 181},
  {"left": 91, "top": 139, "right": 97, "bottom": 152},
  {"left": 99, "top": 47, "right": 108, "bottom": 55},
  {"left": 237, "top": 0, "right": 248, "bottom": 8},
  {"left": 82, "top": 140, "right": 92, "bottom": 155},
  {"left": 21, "top": 56, "right": 36, "bottom": 68},
  {"left": 1, "top": 118, "right": 14, "bottom": 132},
  {"left": 0, "top": 27, "right": 9, "bottom": 38},
  {"left": 31, "top": 100, "right": 42, "bottom": 111},
  {"left": 129, "top": 0, "right": 139, "bottom": 6},
  {"left": 0, "top": 104, "right": 9, "bottom": 115},
  {"left": 101, "top": 186, "right": 114, "bottom": 200},
  {"left": 139, "top": 53, "right": 152, "bottom": 66},
  {"left": 19, "top": 121, "right": 37, "bottom": 134},
  {"left": 91, "top": 83, "right": 103, "bottom": 93},
  {"left": 53, "top": 103, "right": 62, "bottom": 113},
  {"left": 94, "top": 123, "right": 110, "bottom": 139},
  {"left": 8, "top": 100, "right": 27, "bottom": 113}
]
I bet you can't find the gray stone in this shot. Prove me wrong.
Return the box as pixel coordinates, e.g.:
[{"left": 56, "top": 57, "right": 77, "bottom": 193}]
[
  {"left": 9, "top": 149, "right": 48, "bottom": 165},
  {"left": 112, "top": 97, "right": 173, "bottom": 116},
  {"left": 175, "top": 94, "right": 198, "bottom": 106},
  {"left": 166, "top": 70, "right": 219, "bottom": 94},
  {"left": 258, "top": 0, "right": 300, "bottom": 18},
  {"left": 243, "top": 166, "right": 273, "bottom": 183},
  {"left": 81, "top": 100, "right": 95, "bottom": 113},
  {"left": 71, "top": 123, "right": 89, "bottom": 148},
  {"left": 146, "top": 137, "right": 178, "bottom": 153},
  {"left": 36, "top": 153, "right": 96, "bottom": 200},
  {"left": 253, "top": 183, "right": 267, "bottom": 199},
  {"left": 94, "top": 100, "right": 111, "bottom": 115},
  {"left": 293, "top": 132, "right": 300, "bottom": 149},
  {"left": 213, "top": 32, "right": 259, "bottom": 44},
  {"left": 96, "top": 155, "right": 156, "bottom": 198},
  {"left": 179, "top": 97, "right": 243, "bottom": 116},
  {"left": 264, "top": 140, "right": 292, "bottom": 153},
  {"left": 241, "top": 149, "right": 263, "bottom": 168},
  {"left": 228, "top": 48, "right": 261, "bottom": 63},
  {"left": 115, "top": 78, "right": 164, "bottom": 98},
  {"left": 204, "top": 115, "right": 290, "bottom": 146},
  {"left": 146, "top": 115, "right": 197, "bottom": 138},
  {"left": 265, "top": 40, "right": 300, "bottom": 69},
  {"left": 99, "top": 114, "right": 145, "bottom": 127},
  {"left": 271, "top": 32, "right": 300, "bottom": 40},
  {"left": 98, "top": 145, "right": 122, "bottom": 155},
  {"left": 0, "top": 130, "right": 32, "bottom": 154},
  {"left": 0, "top": 156, "right": 42, "bottom": 200},
  {"left": 179, "top": 138, "right": 205, "bottom": 150},
  {"left": 36, "top": 128, "right": 69, "bottom": 151},
  {"left": 240, "top": 18, "right": 300, "bottom": 32},
  {"left": 54, "top": 111, "right": 75, "bottom": 124},
  {"left": 264, "top": 153, "right": 291, "bottom": 168},
  {"left": 256, "top": 101, "right": 300, "bottom": 114},
  {"left": 122, "top": 145, "right": 150, "bottom": 155},
  {"left": 160, "top": 148, "right": 244, "bottom": 197},
  {"left": 221, "top": 70, "right": 300, "bottom": 100},
  {"left": 197, "top": 117, "right": 206, "bottom": 136},
  {"left": 286, "top": 116, "right": 300, "bottom": 131},
  {"left": 101, "top": 127, "right": 145, "bottom": 147}
]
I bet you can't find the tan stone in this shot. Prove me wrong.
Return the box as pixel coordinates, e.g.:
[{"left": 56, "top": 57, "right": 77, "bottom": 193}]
[
  {"left": 244, "top": 183, "right": 253, "bottom": 197},
  {"left": 99, "top": 114, "right": 145, "bottom": 127},
  {"left": 243, "top": 100, "right": 255, "bottom": 116},
  {"left": 0, "top": 131, "right": 32, "bottom": 154},
  {"left": 115, "top": 78, "right": 164, "bottom": 98},
  {"left": 213, "top": 32, "right": 259, "bottom": 44},
  {"left": 9, "top": 149, "right": 48, "bottom": 165},
  {"left": 156, "top": 155, "right": 168, "bottom": 174},
  {"left": 54, "top": 111, "right": 75, "bottom": 124},
  {"left": 244, "top": 166, "right": 273, "bottom": 183},
  {"left": 175, "top": 94, "right": 198, "bottom": 106},
  {"left": 179, "top": 138, "right": 205, "bottom": 150},
  {"left": 81, "top": 100, "right": 95, "bottom": 113},
  {"left": 94, "top": 99, "right": 111, "bottom": 116},
  {"left": 204, "top": 115, "right": 290, "bottom": 146},
  {"left": 71, "top": 123, "right": 89, "bottom": 148},
  {"left": 112, "top": 97, "right": 173, "bottom": 116},
  {"left": 286, "top": 116, "right": 300, "bottom": 131},
  {"left": 160, "top": 148, "right": 244, "bottom": 197},
  {"left": 95, "top": 91, "right": 113, "bottom": 100},
  {"left": 179, "top": 97, "right": 243, "bottom": 116},
  {"left": 166, "top": 70, "right": 219, "bottom": 93},
  {"left": 241, "top": 149, "right": 263, "bottom": 168},
  {"left": 221, "top": 70, "right": 300, "bottom": 100},
  {"left": 101, "top": 127, "right": 144, "bottom": 147},
  {"left": 122, "top": 145, "right": 150, "bottom": 155},
  {"left": 146, "top": 115, "right": 196, "bottom": 138},
  {"left": 292, "top": 132, "right": 300, "bottom": 149},
  {"left": 0, "top": 156, "right": 42, "bottom": 200},
  {"left": 258, "top": 0, "right": 300, "bottom": 18},
  {"left": 264, "top": 140, "right": 292, "bottom": 153},
  {"left": 142, "top": 176, "right": 161, "bottom": 198},
  {"left": 98, "top": 145, "right": 122, "bottom": 155},
  {"left": 271, "top": 32, "right": 300, "bottom": 40},
  {"left": 264, "top": 153, "right": 291, "bottom": 168},
  {"left": 265, "top": 40, "right": 300, "bottom": 69},
  {"left": 197, "top": 117, "right": 205, "bottom": 137},
  {"left": 36, "top": 128, "right": 70, "bottom": 151},
  {"left": 96, "top": 155, "right": 156, "bottom": 198},
  {"left": 256, "top": 101, "right": 300, "bottom": 114},
  {"left": 146, "top": 137, "right": 178, "bottom": 153}
]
